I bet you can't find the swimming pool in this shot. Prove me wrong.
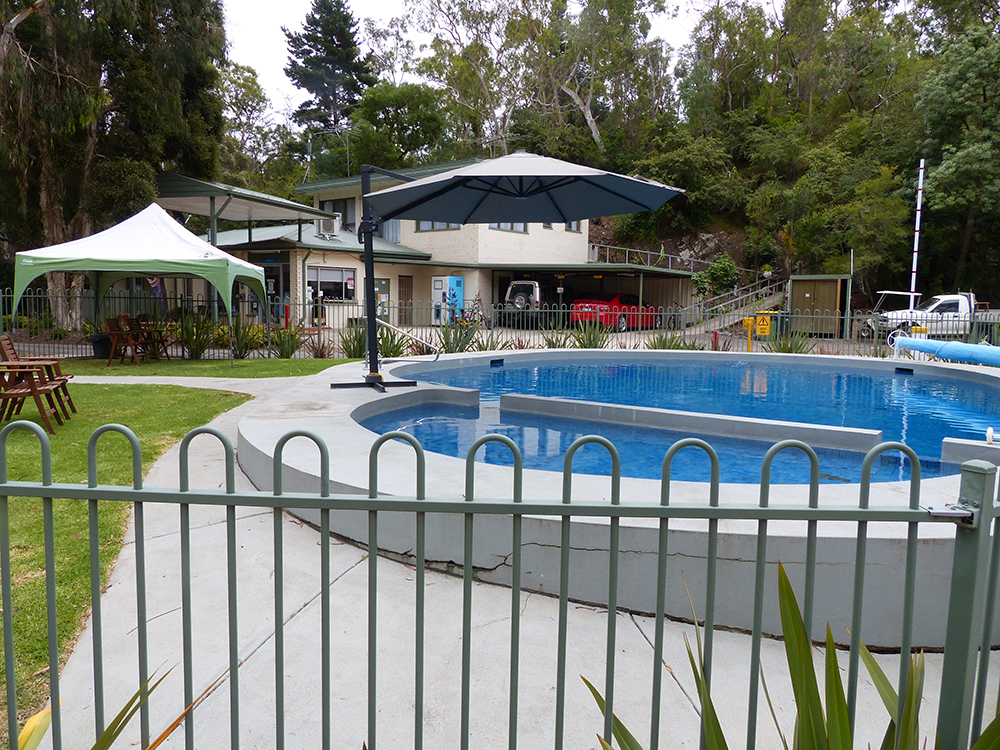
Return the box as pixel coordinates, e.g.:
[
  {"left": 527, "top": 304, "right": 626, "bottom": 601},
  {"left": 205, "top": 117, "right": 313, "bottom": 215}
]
[{"left": 364, "top": 356, "right": 997, "bottom": 483}]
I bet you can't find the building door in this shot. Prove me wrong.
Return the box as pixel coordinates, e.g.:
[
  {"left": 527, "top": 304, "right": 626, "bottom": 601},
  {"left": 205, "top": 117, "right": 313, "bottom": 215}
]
[{"left": 398, "top": 275, "right": 413, "bottom": 326}]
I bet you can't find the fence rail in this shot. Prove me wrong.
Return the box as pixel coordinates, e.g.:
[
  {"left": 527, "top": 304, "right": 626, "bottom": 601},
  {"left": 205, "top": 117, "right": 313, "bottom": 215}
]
[
  {"left": 5, "top": 288, "right": 1000, "bottom": 364},
  {"left": 1, "top": 419, "right": 999, "bottom": 748}
]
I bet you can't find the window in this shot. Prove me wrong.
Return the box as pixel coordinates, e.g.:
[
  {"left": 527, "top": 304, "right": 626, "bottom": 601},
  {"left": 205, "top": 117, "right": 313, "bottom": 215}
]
[
  {"left": 489, "top": 222, "right": 527, "bottom": 233},
  {"left": 416, "top": 220, "right": 460, "bottom": 231},
  {"left": 565, "top": 220, "right": 581, "bottom": 232},
  {"left": 542, "top": 223, "right": 553, "bottom": 229},
  {"left": 307, "top": 267, "right": 356, "bottom": 301},
  {"left": 320, "top": 199, "right": 356, "bottom": 231},
  {"left": 376, "top": 219, "right": 400, "bottom": 243}
]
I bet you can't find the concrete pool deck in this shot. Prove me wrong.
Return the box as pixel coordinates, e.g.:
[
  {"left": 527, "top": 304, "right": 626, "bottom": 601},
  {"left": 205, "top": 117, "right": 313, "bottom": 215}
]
[
  {"left": 48, "top": 367, "right": 982, "bottom": 748},
  {"left": 231, "top": 351, "right": 995, "bottom": 648}
]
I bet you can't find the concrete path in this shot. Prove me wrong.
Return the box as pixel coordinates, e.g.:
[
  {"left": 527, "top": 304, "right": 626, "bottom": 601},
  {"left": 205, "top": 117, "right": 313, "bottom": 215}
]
[{"left": 43, "top": 372, "right": 963, "bottom": 749}]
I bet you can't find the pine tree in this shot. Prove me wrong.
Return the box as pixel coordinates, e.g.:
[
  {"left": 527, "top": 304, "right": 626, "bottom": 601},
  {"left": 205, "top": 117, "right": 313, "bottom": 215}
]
[{"left": 284, "top": 0, "right": 377, "bottom": 129}]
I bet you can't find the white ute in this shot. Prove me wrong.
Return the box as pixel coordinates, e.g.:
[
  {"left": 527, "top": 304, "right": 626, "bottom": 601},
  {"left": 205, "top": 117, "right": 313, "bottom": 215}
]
[{"left": 863, "top": 291, "right": 1000, "bottom": 342}]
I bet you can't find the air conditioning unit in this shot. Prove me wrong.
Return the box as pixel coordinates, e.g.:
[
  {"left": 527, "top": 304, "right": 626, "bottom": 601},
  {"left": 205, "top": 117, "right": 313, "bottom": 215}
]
[{"left": 317, "top": 214, "right": 341, "bottom": 238}]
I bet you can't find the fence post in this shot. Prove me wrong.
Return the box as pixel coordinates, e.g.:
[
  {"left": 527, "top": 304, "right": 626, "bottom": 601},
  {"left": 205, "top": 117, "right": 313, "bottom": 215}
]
[{"left": 938, "top": 459, "right": 997, "bottom": 748}]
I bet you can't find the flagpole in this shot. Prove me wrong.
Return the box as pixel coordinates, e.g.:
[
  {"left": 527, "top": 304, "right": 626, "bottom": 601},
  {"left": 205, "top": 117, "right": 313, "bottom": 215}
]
[{"left": 909, "top": 159, "right": 925, "bottom": 311}]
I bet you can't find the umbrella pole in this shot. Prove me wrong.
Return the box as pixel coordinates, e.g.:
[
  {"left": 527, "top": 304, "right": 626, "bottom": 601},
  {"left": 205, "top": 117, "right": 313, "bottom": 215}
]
[
  {"left": 332, "top": 164, "right": 417, "bottom": 392},
  {"left": 362, "top": 167, "right": 381, "bottom": 384}
]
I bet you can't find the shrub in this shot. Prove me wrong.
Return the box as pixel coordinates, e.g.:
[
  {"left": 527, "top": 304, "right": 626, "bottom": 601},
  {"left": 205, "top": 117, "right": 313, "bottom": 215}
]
[
  {"left": 763, "top": 332, "right": 814, "bottom": 354},
  {"left": 215, "top": 319, "right": 267, "bottom": 359},
  {"left": 340, "top": 323, "right": 367, "bottom": 358},
  {"left": 473, "top": 329, "right": 513, "bottom": 352},
  {"left": 541, "top": 328, "right": 572, "bottom": 349},
  {"left": 50, "top": 327, "right": 68, "bottom": 341},
  {"left": 178, "top": 312, "right": 215, "bottom": 360},
  {"left": 645, "top": 333, "right": 705, "bottom": 350},
  {"left": 304, "top": 334, "right": 337, "bottom": 358},
  {"left": 378, "top": 326, "right": 408, "bottom": 357},
  {"left": 437, "top": 319, "right": 479, "bottom": 353},
  {"left": 271, "top": 323, "right": 305, "bottom": 358},
  {"left": 571, "top": 322, "right": 610, "bottom": 349}
]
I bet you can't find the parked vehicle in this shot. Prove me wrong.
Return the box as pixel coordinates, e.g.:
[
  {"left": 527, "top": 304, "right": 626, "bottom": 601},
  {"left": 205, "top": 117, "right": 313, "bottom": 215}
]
[
  {"left": 570, "top": 293, "right": 663, "bottom": 331},
  {"left": 863, "top": 291, "right": 1000, "bottom": 342},
  {"left": 502, "top": 280, "right": 570, "bottom": 328}
]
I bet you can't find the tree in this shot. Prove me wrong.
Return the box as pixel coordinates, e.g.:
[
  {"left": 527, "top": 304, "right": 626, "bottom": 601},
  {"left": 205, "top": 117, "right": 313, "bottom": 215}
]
[
  {"left": 284, "top": 0, "right": 376, "bottom": 129},
  {"left": 918, "top": 26, "right": 1000, "bottom": 287},
  {"left": 349, "top": 82, "right": 447, "bottom": 169},
  {"left": 0, "top": 0, "right": 225, "bottom": 327}
]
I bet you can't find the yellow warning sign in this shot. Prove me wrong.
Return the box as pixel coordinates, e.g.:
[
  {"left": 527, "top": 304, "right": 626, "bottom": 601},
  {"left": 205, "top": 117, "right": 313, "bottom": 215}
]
[
  {"left": 755, "top": 315, "right": 771, "bottom": 337},
  {"left": 743, "top": 317, "right": 754, "bottom": 330}
]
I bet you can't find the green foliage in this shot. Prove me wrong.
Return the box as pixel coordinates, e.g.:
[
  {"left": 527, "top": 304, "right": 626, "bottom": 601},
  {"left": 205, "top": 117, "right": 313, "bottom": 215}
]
[
  {"left": 693, "top": 255, "right": 740, "bottom": 297},
  {"left": 763, "top": 332, "right": 815, "bottom": 354},
  {"left": 350, "top": 82, "right": 447, "bottom": 168},
  {"left": 473, "top": 329, "right": 514, "bottom": 351},
  {"left": 340, "top": 323, "right": 367, "bottom": 358},
  {"left": 437, "top": 319, "right": 480, "bottom": 353},
  {"left": 178, "top": 312, "right": 216, "bottom": 360},
  {"left": 572, "top": 322, "right": 611, "bottom": 349},
  {"left": 271, "top": 323, "right": 305, "bottom": 358},
  {"left": 215, "top": 319, "right": 268, "bottom": 359},
  {"left": 284, "top": 0, "right": 377, "bottom": 130},
  {"left": 378, "top": 325, "right": 409, "bottom": 357},
  {"left": 541, "top": 327, "right": 573, "bottom": 348},
  {"left": 645, "top": 333, "right": 706, "bottom": 350}
]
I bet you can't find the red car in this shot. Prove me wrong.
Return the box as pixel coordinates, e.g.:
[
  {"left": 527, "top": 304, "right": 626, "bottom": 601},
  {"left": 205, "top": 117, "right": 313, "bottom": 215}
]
[{"left": 570, "top": 293, "right": 663, "bottom": 331}]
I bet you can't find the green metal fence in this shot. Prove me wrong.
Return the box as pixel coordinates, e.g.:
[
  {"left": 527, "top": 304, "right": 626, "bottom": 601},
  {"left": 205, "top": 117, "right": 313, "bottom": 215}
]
[
  {"left": 6, "top": 285, "right": 1000, "bottom": 363},
  {"left": 2, "top": 420, "right": 999, "bottom": 748}
]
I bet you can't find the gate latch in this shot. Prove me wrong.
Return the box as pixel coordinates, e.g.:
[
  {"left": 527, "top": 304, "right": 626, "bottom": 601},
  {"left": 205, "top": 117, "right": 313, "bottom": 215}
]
[{"left": 923, "top": 503, "right": 976, "bottom": 525}]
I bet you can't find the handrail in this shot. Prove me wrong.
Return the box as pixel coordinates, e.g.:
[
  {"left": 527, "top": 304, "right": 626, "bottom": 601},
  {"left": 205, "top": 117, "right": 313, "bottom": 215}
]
[{"left": 375, "top": 317, "right": 441, "bottom": 355}]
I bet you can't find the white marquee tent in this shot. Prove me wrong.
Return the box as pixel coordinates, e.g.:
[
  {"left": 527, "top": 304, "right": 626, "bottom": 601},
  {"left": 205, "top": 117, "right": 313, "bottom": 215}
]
[{"left": 12, "top": 203, "right": 267, "bottom": 323}]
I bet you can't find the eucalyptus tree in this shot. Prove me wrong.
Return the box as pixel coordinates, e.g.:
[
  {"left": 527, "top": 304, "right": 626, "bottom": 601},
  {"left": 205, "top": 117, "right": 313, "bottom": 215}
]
[
  {"left": 408, "top": 0, "right": 527, "bottom": 154},
  {"left": 1, "top": 0, "right": 225, "bottom": 327},
  {"left": 918, "top": 26, "right": 1000, "bottom": 289}
]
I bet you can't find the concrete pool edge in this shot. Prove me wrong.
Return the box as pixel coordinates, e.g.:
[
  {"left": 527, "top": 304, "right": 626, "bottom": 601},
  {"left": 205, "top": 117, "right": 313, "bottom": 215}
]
[
  {"left": 235, "top": 352, "right": 992, "bottom": 647},
  {"left": 498, "top": 393, "right": 884, "bottom": 452}
]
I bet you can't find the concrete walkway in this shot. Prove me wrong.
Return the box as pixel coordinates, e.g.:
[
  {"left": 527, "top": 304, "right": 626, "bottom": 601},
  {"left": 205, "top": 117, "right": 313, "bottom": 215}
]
[{"left": 43, "top": 372, "right": 961, "bottom": 749}]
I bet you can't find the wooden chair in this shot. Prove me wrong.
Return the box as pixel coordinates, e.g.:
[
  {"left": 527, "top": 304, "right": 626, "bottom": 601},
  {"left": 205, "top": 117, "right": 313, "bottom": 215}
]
[
  {"left": 104, "top": 317, "right": 149, "bottom": 366},
  {"left": 118, "top": 314, "right": 157, "bottom": 363},
  {"left": 0, "top": 364, "right": 64, "bottom": 434},
  {"left": 136, "top": 315, "right": 171, "bottom": 360},
  {"left": 0, "top": 333, "right": 75, "bottom": 419}
]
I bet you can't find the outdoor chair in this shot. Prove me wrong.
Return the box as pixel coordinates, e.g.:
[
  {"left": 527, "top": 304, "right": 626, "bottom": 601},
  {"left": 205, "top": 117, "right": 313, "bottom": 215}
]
[
  {"left": 135, "top": 314, "right": 171, "bottom": 360},
  {"left": 0, "top": 333, "right": 76, "bottom": 419},
  {"left": 104, "top": 316, "right": 149, "bottom": 366},
  {"left": 118, "top": 314, "right": 159, "bottom": 364},
  {"left": 0, "top": 364, "right": 64, "bottom": 434}
]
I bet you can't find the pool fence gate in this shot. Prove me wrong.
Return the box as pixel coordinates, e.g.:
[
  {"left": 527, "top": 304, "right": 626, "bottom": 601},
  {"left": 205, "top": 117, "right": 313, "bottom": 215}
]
[{"left": 2, "top": 420, "right": 1000, "bottom": 748}]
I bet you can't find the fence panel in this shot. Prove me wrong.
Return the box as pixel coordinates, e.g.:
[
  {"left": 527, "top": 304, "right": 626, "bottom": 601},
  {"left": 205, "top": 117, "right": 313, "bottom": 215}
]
[{"left": 1, "top": 419, "right": 998, "bottom": 748}]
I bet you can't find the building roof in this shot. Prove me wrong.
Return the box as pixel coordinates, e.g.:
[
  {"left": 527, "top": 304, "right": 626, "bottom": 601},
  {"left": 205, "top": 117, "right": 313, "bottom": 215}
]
[
  {"left": 295, "top": 159, "right": 483, "bottom": 195},
  {"left": 157, "top": 172, "right": 333, "bottom": 222},
  {"left": 211, "top": 223, "right": 432, "bottom": 261}
]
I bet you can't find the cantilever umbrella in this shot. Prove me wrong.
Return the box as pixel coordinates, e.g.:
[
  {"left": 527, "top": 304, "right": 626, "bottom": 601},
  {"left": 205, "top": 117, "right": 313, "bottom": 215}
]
[{"left": 346, "top": 151, "right": 684, "bottom": 390}]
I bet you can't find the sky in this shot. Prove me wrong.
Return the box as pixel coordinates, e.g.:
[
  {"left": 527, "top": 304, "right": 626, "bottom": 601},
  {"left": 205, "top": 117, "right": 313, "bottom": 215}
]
[{"left": 221, "top": 0, "right": 703, "bottom": 122}]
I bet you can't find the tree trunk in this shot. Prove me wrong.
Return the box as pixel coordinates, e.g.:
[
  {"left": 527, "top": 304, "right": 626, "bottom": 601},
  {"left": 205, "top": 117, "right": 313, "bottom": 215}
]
[
  {"left": 954, "top": 201, "right": 977, "bottom": 289},
  {"left": 560, "top": 84, "right": 604, "bottom": 152}
]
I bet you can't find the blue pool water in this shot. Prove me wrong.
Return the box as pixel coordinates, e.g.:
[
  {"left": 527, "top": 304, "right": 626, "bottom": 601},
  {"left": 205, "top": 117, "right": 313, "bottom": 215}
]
[{"left": 360, "top": 358, "right": 998, "bottom": 483}]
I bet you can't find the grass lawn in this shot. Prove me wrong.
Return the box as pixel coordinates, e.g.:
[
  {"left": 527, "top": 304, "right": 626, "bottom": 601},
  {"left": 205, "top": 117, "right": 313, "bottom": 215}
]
[
  {"left": 0, "top": 382, "right": 252, "bottom": 742},
  {"left": 62, "top": 356, "right": 352, "bottom": 378}
]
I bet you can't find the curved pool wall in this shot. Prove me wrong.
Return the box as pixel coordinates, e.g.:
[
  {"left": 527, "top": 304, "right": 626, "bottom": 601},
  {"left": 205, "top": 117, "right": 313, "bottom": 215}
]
[{"left": 236, "top": 351, "right": 1000, "bottom": 648}]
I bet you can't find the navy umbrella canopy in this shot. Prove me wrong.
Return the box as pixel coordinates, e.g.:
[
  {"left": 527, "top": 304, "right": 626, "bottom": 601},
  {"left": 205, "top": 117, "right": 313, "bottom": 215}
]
[
  {"left": 345, "top": 151, "right": 683, "bottom": 390},
  {"left": 364, "top": 151, "right": 683, "bottom": 224}
]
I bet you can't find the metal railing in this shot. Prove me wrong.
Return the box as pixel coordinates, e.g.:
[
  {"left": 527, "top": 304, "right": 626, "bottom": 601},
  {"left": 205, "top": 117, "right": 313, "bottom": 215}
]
[
  {"left": 586, "top": 244, "right": 756, "bottom": 276},
  {"left": 1, "top": 420, "right": 999, "bottom": 748},
  {"left": 5, "top": 287, "right": 1000, "bottom": 364}
]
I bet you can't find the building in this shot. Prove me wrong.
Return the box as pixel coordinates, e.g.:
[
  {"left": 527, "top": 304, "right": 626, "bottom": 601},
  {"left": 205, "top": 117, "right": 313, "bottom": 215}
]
[{"left": 209, "top": 160, "right": 697, "bottom": 321}]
